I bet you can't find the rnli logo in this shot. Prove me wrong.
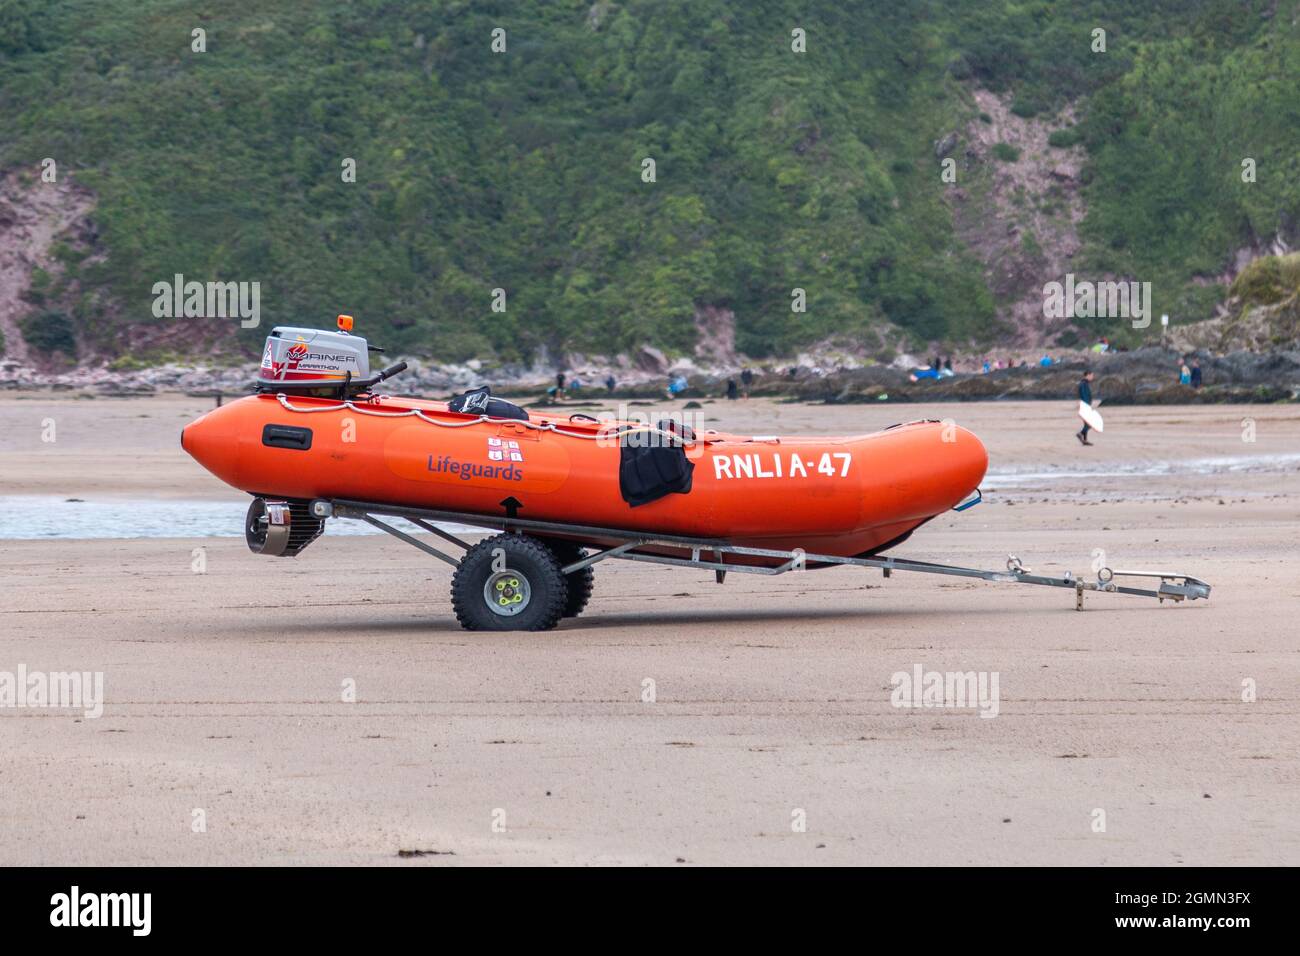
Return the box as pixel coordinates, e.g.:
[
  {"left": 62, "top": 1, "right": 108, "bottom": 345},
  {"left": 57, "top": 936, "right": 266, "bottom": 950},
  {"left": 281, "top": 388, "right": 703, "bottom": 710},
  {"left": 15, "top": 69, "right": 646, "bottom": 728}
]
[{"left": 487, "top": 437, "right": 524, "bottom": 462}]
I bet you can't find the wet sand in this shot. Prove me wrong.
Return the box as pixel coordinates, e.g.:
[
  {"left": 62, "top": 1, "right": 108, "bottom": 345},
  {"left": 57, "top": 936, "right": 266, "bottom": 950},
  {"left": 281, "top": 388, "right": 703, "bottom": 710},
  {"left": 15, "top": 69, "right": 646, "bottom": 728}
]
[{"left": 1, "top": 394, "right": 1297, "bottom": 865}]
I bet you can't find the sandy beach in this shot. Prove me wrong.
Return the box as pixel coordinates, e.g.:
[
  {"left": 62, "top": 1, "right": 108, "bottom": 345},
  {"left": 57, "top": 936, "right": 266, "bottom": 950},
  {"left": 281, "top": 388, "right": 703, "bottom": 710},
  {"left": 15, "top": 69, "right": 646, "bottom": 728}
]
[{"left": 1, "top": 393, "right": 1297, "bottom": 865}]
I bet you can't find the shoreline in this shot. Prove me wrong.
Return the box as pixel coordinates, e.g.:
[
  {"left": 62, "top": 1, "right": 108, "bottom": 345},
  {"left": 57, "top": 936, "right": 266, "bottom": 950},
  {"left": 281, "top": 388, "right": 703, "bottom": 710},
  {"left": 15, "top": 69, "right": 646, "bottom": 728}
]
[{"left": 4, "top": 343, "right": 1299, "bottom": 406}]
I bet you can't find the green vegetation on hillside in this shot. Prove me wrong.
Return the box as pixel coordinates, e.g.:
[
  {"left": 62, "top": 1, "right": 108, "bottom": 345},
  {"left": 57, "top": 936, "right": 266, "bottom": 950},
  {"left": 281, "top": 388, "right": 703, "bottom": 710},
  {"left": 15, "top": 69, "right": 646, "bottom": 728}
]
[
  {"left": 1078, "top": 12, "right": 1300, "bottom": 321},
  {"left": 1231, "top": 252, "right": 1300, "bottom": 304},
  {"left": 19, "top": 309, "right": 77, "bottom": 357},
  {"left": 1, "top": 0, "right": 1297, "bottom": 361}
]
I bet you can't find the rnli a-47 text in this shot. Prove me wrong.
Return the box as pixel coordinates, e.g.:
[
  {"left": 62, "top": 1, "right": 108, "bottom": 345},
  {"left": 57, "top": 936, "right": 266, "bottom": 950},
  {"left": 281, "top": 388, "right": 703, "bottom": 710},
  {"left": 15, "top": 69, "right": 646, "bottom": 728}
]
[{"left": 712, "top": 452, "right": 851, "bottom": 480}]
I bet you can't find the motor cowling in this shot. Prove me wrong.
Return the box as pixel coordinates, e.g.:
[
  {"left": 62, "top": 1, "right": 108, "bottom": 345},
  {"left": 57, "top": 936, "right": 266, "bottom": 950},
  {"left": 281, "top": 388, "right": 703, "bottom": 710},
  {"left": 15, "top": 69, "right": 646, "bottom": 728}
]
[{"left": 257, "top": 324, "right": 370, "bottom": 393}]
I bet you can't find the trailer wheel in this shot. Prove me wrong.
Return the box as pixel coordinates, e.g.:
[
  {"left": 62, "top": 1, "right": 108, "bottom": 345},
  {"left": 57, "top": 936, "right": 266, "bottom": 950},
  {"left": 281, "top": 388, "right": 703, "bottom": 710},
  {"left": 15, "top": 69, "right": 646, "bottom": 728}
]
[
  {"left": 549, "top": 541, "right": 595, "bottom": 618},
  {"left": 451, "top": 534, "right": 569, "bottom": 631}
]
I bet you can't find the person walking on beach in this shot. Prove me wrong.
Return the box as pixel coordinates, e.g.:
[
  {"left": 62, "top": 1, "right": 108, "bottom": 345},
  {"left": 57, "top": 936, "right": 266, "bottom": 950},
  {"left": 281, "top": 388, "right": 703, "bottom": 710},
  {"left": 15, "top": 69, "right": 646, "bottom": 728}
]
[
  {"left": 1190, "top": 359, "right": 1202, "bottom": 389},
  {"left": 740, "top": 367, "right": 753, "bottom": 399},
  {"left": 1076, "top": 370, "right": 1096, "bottom": 446}
]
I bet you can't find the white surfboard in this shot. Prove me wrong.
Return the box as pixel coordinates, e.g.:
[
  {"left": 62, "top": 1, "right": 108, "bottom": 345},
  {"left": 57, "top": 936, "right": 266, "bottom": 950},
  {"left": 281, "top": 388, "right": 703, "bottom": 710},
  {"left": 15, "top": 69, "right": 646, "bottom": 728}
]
[{"left": 1078, "top": 401, "right": 1104, "bottom": 432}]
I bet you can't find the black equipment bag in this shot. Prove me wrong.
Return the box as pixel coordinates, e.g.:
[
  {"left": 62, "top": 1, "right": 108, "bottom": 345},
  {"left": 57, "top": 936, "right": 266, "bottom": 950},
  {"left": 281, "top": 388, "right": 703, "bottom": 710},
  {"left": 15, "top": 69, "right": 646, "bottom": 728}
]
[
  {"left": 619, "top": 420, "right": 695, "bottom": 507},
  {"left": 447, "top": 386, "right": 529, "bottom": 421}
]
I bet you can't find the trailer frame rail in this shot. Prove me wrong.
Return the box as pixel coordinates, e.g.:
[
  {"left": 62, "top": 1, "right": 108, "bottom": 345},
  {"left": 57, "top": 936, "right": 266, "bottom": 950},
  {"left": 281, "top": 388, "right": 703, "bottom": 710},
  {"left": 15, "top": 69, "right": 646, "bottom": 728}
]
[{"left": 319, "top": 497, "right": 1210, "bottom": 610}]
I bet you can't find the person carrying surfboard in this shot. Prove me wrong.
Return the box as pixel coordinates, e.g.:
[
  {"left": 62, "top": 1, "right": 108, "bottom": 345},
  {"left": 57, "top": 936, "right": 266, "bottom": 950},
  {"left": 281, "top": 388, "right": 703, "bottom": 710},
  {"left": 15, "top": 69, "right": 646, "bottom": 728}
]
[{"left": 1076, "top": 370, "right": 1099, "bottom": 446}]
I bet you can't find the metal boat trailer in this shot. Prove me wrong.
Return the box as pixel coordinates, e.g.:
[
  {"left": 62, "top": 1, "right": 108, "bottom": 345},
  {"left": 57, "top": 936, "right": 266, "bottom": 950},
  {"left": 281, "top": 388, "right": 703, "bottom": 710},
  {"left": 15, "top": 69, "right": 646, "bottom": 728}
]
[{"left": 303, "top": 497, "right": 1211, "bottom": 629}]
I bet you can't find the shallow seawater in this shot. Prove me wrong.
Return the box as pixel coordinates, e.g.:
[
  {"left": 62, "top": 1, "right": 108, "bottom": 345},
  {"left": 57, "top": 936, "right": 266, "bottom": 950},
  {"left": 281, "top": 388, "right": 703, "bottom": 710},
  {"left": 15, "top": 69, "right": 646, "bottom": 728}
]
[{"left": 0, "top": 496, "right": 481, "bottom": 541}]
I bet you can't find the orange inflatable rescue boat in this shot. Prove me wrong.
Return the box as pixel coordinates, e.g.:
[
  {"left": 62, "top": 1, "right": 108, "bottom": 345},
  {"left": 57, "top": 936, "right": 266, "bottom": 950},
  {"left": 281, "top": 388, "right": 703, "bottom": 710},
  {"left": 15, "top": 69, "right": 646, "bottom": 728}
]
[{"left": 183, "top": 317, "right": 1208, "bottom": 629}]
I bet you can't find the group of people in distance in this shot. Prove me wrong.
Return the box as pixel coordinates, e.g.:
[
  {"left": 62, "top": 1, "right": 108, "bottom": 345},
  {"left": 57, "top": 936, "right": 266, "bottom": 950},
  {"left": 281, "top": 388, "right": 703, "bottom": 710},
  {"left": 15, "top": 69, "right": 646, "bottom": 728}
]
[
  {"left": 724, "top": 368, "right": 754, "bottom": 400},
  {"left": 543, "top": 351, "right": 1206, "bottom": 435},
  {"left": 547, "top": 371, "right": 619, "bottom": 401},
  {"left": 545, "top": 368, "right": 761, "bottom": 402},
  {"left": 910, "top": 357, "right": 956, "bottom": 382}
]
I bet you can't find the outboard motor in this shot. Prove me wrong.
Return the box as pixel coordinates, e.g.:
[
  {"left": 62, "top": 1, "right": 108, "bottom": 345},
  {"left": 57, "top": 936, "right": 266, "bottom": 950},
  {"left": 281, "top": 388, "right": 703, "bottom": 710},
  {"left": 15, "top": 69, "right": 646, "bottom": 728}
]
[
  {"left": 256, "top": 314, "right": 407, "bottom": 398},
  {"left": 245, "top": 498, "right": 323, "bottom": 557}
]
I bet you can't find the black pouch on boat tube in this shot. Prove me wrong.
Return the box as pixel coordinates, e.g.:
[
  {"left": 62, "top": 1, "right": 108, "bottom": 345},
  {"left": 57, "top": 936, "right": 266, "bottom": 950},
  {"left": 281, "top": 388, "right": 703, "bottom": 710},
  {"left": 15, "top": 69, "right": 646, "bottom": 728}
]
[
  {"left": 619, "top": 421, "right": 695, "bottom": 507},
  {"left": 448, "top": 386, "right": 529, "bottom": 421}
]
